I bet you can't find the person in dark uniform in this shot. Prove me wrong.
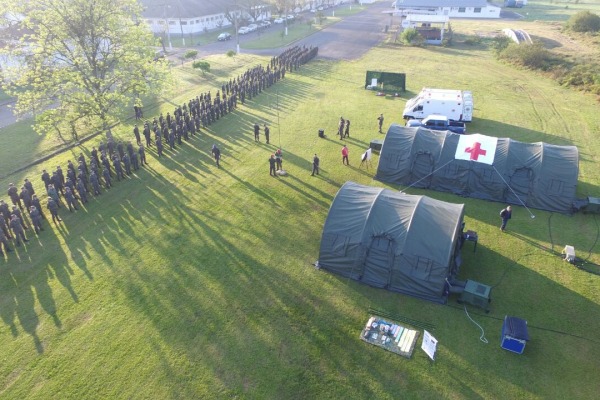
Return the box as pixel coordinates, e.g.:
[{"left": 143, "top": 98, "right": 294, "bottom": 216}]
[
  {"left": 89, "top": 171, "right": 101, "bottom": 195},
  {"left": 9, "top": 214, "right": 29, "bottom": 245},
  {"left": 254, "top": 123, "right": 260, "bottom": 142},
  {"left": 269, "top": 154, "right": 277, "bottom": 176},
  {"left": 78, "top": 153, "right": 88, "bottom": 175},
  {"left": 377, "top": 113, "right": 384, "bottom": 133},
  {"left": 31, "top": 195, "right": 46, "bottom": 220},
  {"left": 0, "top": 199, "right": 9, "bottom": 222},
  {"left": 156, "top": 137, "right": 164, "bottom": 157},
  {"left": 122, "top": 154, "right": 132, "bottom": 175},
  {"left": 168, "top": 129, "right": 176, "bottom": 150},
  {"left": 113, "top": 156, "right": 124, "bottom": 181},
  {"left": 139, "top": 145, "right": 148, "bottom": 165},
  {"left": 46, "top": 197, "right": 62, "bottom": 224},
  {"left": 131, "top": 151, "right": 139, "bottom": 171},
  {"left": 41, "top": 170, "right": 51, "bottom": 189},
  {"left": 11, "top": 205, "right": 29, "bottom": 229},
  {"left": 211, "top": 144, "right": 221, "bottom": 168},
  {"left": 0, "top": 213, "right": 11, "bottom": 239},
  {"left": 56, "top": 166, "right": 65, "bottom": 186},
  {"left": 344, "top": 119, "right": 350, "bottom": 138},
  {"left": 24, "top": 178, "right": 35, "bottom": 196},
  {"left": 264, "top": 124, "right": 270, "bottom": 144},
  {"left": 338, "top": 117, "right": 345, "bottom": 140},
  {"left": 7, "top": 183, "right": 22, "bottom": 210},
  {"left": 143, "top": 123, "right": 152, "bottom": 147},
  {"left": 76, "top": 178, "right": 88, "bottom": 204},
  {"left": 20, "top": 186, "right": 33, "bottom": 210},
  {"left": 102, "top": 167, "right": 112, "bottom": 189},
  {"left": 311, "top": 154, "right": 320, "bottom": 176},
  {"left": 133, "top": 124, "right": 141, "bottom": 145},
  {"left": 91, "top": 147, "right": 100, "bottom": 166},
  {"left": 0, "top": 227, "right": 12, "bottom": 257},
  {"left": 117, "top": 142, "right": 125, "bottom": 159},
  {"left": 29, "top": 206, "right": 43, "bottom": 234},
  {"left": 64, "top": 187, "right": 79, "bottom": 211}
]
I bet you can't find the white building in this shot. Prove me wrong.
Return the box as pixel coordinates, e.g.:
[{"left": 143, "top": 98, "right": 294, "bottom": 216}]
[
  {"left": 141, "top": 0, "right": 271, "bottom": 36},
  {"left": 392, "top": 0, "right": 501, "bottom": 19}
]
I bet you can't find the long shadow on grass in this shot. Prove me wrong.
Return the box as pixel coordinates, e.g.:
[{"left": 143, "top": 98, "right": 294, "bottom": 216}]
[
  {"left": 0, "top": 222, "right": 76, "bottom": 353},
  {"left": 115, "top": 204, "right": 388, "bottom": 397}
]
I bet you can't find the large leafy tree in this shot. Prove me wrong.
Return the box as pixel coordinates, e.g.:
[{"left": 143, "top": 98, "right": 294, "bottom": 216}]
[{"left": 0, "top": 0, "right": 170, "bottom": 140}]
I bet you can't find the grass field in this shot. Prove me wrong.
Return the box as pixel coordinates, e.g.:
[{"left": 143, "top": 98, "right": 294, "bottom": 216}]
[
  {"left": 1, "top": 12, "right": 600, "bottom": 400},
  {"left": 522, "top": 0, "right": 600, "bottom": 21}
]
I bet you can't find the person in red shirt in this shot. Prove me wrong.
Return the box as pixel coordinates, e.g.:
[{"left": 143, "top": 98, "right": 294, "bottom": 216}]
[{"left": 342, "top": 145, "right": 349, "bottom": 165}]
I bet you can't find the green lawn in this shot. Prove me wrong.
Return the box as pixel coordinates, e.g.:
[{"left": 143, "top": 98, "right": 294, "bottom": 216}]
[
  {"left": 521, "top": 0, "right": 600, "bottom": 22},
  {"left": 1, "top": 18, "right": 600, "bottom": 399}
]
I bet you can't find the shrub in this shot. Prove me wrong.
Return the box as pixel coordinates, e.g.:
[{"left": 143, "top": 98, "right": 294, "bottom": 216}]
[
  {"left": 184, "top": 50, "right": 198, "bottom": 60},
  {"left": 463, "top": 35, "right": 482, "bottom": 46},
  {"left": 497, "top": 42, "right": 553, "bottom": 70},
  {"left": 491, "top": 36, "right": 512, "bottom": 54},
  {"left": 400, "top": 28, "right": 424, "bottom": 46},
  {"left": 192, "top": 60, "right": 210, "bottom": 75},
  {"left": 565, "top": 11, "right": 600, "bottom": 32}
]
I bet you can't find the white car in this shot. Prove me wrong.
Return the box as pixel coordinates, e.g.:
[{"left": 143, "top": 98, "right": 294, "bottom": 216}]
[
  {"left": 273, "top": 18, "right": 285, "bottom": 24},
  {"left": 247, "top": 24, "right": 258, "bottom": 32},
  {"left": 259, "top": 21, "right": 271, "bottom": 28},
  {"left": 238, "top": 26, "right": 250, "bottom": 35},
  {"left": 286, "top": 15, "right": 294, "bottom": 20}
]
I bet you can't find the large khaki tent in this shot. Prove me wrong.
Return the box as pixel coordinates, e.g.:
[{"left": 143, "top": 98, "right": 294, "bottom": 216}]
[
  {"left": 318, "top": 182, "right": 465, "bottom": 304},
  {"left": 376, "top": 125, "right": 579, "bottom": 213}
]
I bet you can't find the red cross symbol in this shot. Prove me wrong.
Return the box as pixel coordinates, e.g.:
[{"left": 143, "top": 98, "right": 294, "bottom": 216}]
[{"left": 465, "top": 142, "right": 487, "bottom": 161}]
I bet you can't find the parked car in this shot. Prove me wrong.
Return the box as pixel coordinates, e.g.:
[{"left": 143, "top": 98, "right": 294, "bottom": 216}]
[
  {"left": 217, "top": 32, "right": 231, "bottom": 41},
  {"left": 247, "top": 24, "right": 258, "bottom": 32},
  {"left": 238, "top": 26, "right": 250, "bottom": 35},
  {"left": 405, "top": 115, "right": 467, "bottom": 134},
  {"left": 286, "top": 15, "right": 294, "bottom": 20},
  {"left": 273, "top": 18, "right": 285, "bottom": 24},
  {"left": 259, "top": 21, "right": 271, "bottom": 28}
]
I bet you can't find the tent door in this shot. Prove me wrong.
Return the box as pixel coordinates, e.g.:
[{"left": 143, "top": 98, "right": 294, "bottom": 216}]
[
  {"left": 362, "top": 236, "right": 395, "bottom": 288},
  {"left": 505, "top": 167, "right": 532, "bottom": 205},
  {"left": 410, "top": 152, "right": 434, "bottom": 188}
]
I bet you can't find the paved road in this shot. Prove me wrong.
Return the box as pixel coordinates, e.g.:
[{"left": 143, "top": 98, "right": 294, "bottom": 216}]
[
  {"left": 197, "top": 1, "right": 391, "bottom": 60},
  {"left": 0, "top": 101, "right": 18, "bottom": 130}
]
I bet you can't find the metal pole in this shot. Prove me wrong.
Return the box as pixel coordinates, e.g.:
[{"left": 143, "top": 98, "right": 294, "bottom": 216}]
[{"left": 164, "top": 4, "right": 172, "bottom": 50}]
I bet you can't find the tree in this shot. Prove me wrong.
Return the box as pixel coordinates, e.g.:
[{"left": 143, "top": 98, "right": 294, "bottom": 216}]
[
  {"left": 226, "top": 50, "right": 237, "bottom": 59},
  {"left": 245, "top": 0, "right": 267, "bottom": 22},
  {"left": 0, "top": 0, "right": 171, "bottom": 141},
  {"left": 192, "top": 60, "right": 211, "bottom": 75}
]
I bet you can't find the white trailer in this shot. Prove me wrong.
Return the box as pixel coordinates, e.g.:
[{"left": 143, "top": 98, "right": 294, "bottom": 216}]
[{"left": 403, "top": 88, "right": 473, "bottom": 122}]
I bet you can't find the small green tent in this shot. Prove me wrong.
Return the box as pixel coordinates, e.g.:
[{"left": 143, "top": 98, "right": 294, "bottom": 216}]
[{"left": 318, "top": 181, "right": 465, "bottom": 304}]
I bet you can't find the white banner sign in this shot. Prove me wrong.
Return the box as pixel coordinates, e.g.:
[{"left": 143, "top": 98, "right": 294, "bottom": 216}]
[
  {"left": 421, "top": 330, "right": 438, "bottom": 361},
  {"left": 455, "top": 134, "right": 498, "bottom": 165}
]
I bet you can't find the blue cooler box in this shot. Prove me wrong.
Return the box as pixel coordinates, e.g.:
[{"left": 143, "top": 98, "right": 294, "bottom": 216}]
[{"left": 501, "top": 316, "right": 529, "bottom": 354}]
